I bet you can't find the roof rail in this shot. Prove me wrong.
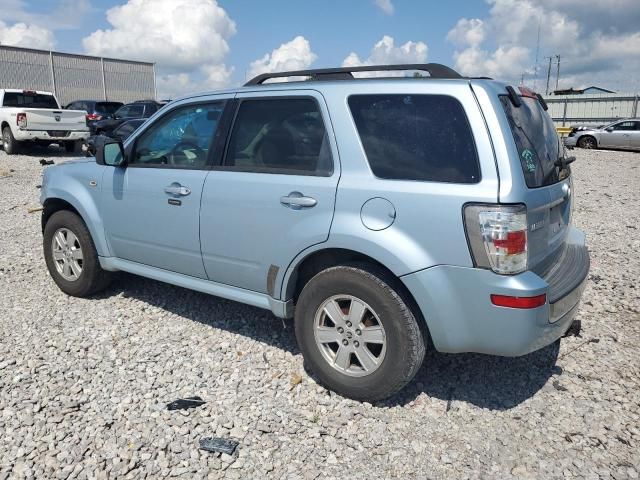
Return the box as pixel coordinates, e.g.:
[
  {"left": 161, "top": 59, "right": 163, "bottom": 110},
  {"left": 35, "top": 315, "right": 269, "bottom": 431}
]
[{"left": 244, "top": 63, "right": 463, "bottom": 86}]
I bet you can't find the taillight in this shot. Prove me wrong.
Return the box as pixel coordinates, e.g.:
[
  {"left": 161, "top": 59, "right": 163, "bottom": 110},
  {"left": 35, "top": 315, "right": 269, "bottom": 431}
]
[
  {"left": 16, "top": 112, "right": 27, "bottom": 128},
  {"left": 86, "top": 113, "right": 102, "bottom": 121},
  {"left": 464, "top": 204, "right": 528, "bottom": 274},
  {"left": 491, "top": 294, "right": 546, "bottom": 308}
]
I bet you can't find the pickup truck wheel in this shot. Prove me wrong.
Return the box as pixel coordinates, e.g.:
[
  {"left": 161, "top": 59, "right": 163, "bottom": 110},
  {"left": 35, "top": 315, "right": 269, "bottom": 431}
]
[
  {"left": 295, "top": 265, "right": 425, "bottom": 401},
  {"left": 64, "top": 141, "right": 81, "bottom": 153},
  {"left": 43, "top": 210, "right": 112, "bottom": 297},
  {"left": 2, "top": 126, "right": 20, "bottom": 155}
]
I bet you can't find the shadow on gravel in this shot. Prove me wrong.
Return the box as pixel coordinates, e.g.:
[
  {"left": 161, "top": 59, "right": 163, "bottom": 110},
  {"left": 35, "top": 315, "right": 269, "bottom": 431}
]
[
  {"left": 5, "top": 144, "right": 87, "bottom": 158},
  {"left": 100, "top": 273, "right": 560, "bottom": 411}
]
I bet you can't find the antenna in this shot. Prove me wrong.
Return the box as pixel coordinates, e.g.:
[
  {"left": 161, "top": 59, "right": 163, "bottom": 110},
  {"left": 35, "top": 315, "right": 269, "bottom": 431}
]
[{"left": 545, "top": 56, "right": 553, "bottom": 95}]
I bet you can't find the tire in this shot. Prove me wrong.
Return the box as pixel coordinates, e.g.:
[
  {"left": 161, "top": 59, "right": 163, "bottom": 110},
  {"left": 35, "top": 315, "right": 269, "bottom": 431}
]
[
  {"left": 43, "top": 210, "right": 112, "bottom": 297},
  {"left": 64, "top": 141, "right": 81, "bottom": 153},
  {"left": 577, "top": 135, "right": 597, "bottom": 149},
  {"left": 2, "top": 126, "right": 20, "bottom": 155},
  {"left": 294, "top": 265, "right": 426, "bottom": 401}
]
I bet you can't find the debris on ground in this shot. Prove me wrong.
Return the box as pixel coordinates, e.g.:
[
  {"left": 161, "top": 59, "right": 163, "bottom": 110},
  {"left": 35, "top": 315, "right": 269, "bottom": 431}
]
[
  {"left": 199, "top": 437, "right": 239, "bottom": 455},
  {"left": 39, "top": 159, "right": 55, "bottom": 166},
  {"left": 166, "top": 396, "right": 206, "bottom": 411}
]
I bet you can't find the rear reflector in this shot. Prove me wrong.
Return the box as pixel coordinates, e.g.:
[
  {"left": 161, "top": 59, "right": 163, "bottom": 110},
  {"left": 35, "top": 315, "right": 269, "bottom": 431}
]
[{"left": 491, "top": 294, "right": 546, "bottom": 309}]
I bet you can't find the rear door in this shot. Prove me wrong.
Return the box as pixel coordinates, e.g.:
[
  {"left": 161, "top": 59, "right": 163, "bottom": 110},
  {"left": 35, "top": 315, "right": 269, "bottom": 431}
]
[
  {"left": 498, "top": 92, "right": 572, "bottom": 272},
  {"left": 199, "top": 90, "right": 339, "bottom": 294}
]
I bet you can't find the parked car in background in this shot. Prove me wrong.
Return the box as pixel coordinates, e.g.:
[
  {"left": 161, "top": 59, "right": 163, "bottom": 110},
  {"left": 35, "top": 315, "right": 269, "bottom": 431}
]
[
  {"left": 0, "top": 89, "right": 89, "bottom": 154},
  {"left": 90, "top": 100, "right": 164, "bottom": 135},
  {"left": 39, "top": 64, "right": 589, "bottom": 402},
  {"left": 64, "top": 100, "right": 123, "bottom": 129},
  {"left": 85, "top": 118, "right": 146, "bottom": 156},
  {"left": 564, "top": 118, "right": 640, "bottom": 150}
]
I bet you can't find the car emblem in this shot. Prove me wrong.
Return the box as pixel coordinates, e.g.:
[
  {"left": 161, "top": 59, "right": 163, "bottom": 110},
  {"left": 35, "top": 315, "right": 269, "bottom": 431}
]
[{"left": 54, "top": 115, "right": 61, "bottom": 122}]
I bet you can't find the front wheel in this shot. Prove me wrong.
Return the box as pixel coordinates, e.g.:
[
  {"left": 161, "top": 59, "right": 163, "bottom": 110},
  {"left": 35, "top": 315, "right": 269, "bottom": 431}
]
[
  {"left": 294, "top": 265, "right": 426, "bottom": 401},
  {"left": 2, "top": 127, "right": 21, "bottom": 155},
  {"left": 578, "top": 135, "right": 597, "bottom": 149},
  {"left": 43, "top": 210, "right": 112, "bottom": 297}
]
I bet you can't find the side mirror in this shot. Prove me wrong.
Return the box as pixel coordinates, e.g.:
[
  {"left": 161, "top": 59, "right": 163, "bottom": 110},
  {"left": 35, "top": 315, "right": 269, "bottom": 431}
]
[
  {"left": 605, "top": 127, "right": 614, "bottom": 132},
  {"left": 95, "top": 137, "right": 126, "bottom": 167}
]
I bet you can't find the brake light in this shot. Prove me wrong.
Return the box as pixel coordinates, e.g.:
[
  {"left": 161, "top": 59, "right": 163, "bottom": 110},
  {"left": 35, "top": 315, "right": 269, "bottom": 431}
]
[
  {"left": 86, "top": 113, "right": 102, "bottom": 121},
  {"left": 16, "top": 112, "right": 27, "bottom": 128},
  {"left": 491, "top": 294, "right": 546, "bottom": 309},
  {"left": 464, "top": 204, "right": 528, "bottom": 274}
]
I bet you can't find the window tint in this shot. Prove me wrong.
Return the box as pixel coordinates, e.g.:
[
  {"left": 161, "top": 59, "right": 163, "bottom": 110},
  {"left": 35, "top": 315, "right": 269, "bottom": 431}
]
[
  {"left": 611, "top": 121, "right": 636, "bottom": 131},
  {"left": 2, "top": 92, "right": 59, "bottom": 109},
  {"left": 500, "top": 95, "right": 563, "bottom": 188},
  {"left": 223, "top": 98, "right": 333, "bottom": 176},
  {"left": 126, "top": 105, "right": 144, "bottom": 118},
  {"left": 348, "top": 95, "right": 479, "bottom": 183},
  {"left": 131, "top": 102, "right": 224, "bottom": 168},
  {"left": 95, "top": 102, "right": 122, "bottom": 115},
  {"left": 114, "top": 122, "right": 137, "bottom": 139}
]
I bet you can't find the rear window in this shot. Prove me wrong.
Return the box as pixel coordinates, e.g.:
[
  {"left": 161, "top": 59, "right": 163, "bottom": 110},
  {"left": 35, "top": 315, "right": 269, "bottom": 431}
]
[
  {"left": 2, "top": 92, "right": 58, "bottom": 109},
  {"left": 500, "top": 95, "right": 564, "bottom": 188},
  {"left": 95, "top": 102, "right": 122, "bottom": 115},
  {"left": 348, "top": 94, "right": 480, "bottom": 183}
]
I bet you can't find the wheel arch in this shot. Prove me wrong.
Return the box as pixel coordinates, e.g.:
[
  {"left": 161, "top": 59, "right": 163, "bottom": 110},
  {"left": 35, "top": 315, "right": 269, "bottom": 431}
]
[
  {"left": 282, "top": 247, "right": 431, "bottom": 343},
  {"left": 41, "top": 193, "right": 110, "bottom": 257},
  {"left": 578, "top": 134, "right": 597, "bottom": 148}
]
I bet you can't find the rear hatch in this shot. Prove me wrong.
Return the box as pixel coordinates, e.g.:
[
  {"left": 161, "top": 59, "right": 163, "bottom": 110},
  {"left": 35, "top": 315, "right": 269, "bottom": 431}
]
[{"left": 499, "top": 89, "right": 572, "bottom": 275}]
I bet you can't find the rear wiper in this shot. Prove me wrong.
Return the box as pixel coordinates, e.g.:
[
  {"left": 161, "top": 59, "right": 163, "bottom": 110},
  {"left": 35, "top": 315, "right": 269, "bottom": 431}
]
[{"left": 555, "top": 156, "right": 576, "bottom": 168}]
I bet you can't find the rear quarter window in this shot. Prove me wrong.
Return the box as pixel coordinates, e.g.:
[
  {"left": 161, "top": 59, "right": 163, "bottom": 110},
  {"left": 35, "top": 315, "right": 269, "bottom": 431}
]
[{"left": 348, "top": 94, "right": 480, "bottom": 183}]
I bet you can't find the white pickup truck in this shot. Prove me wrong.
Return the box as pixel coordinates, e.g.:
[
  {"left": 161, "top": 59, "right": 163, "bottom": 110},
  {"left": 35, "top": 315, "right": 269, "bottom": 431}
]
[{"left": 0, "top": 89, "right": 89, "bottom": 155}]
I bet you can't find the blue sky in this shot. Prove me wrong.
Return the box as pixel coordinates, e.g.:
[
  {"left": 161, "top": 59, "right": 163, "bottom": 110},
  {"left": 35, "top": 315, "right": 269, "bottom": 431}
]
[{"left": 1, "top": 0, "right": 639, "bottom": 97}]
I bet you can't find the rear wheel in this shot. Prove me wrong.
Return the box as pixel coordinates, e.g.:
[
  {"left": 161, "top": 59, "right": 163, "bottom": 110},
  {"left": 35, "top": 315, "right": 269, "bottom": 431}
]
[
  {"left": 64, "top": 141, "right": 81, "bottom": 153},
  {"left": 294, "top": 265, "right": 425, "bottom": 401},
  {"left": 43, "top": 210, "right": 112, "bottom": 297},
  {"left": 578, "top": 135, "right": 597, "bottom": 149},
  {"left": 2, "top": 127, "right": 20, "bottom": 155}
]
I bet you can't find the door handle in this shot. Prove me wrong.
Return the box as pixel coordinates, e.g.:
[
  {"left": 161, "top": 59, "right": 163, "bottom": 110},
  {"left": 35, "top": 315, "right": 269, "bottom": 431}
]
[
  {"left": 164, "top": 184, "right": 191, "bottom": 196},
  {"left": 280, "top": 191, "right": 317, "bottom": 209}
]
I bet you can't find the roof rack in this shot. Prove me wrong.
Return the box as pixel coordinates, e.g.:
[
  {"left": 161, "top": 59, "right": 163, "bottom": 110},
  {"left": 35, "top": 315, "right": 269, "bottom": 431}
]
[{"left": 244, "top": 63, "right": 463, "bottom": 86}]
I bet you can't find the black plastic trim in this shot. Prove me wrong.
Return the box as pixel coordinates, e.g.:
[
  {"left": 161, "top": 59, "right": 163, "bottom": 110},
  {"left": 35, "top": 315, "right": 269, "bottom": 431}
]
[{"left": 244, "top": 63, "right": 462, "bottom": 86}]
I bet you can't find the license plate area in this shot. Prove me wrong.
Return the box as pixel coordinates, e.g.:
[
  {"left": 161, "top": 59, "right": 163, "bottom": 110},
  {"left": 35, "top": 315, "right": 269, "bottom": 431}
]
[{"left": 47, "top": 131, "right": 69, "bottom": 137}]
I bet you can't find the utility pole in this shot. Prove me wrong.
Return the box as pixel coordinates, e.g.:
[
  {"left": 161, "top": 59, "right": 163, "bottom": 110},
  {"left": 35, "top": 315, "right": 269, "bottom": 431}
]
[
  {"left": 545, "top": 56, "right": 553, "bottom": 95},
  {"left": 555, "top": 55, "right": 561, "bottom": 91},
  {"left": 520, "top": 73, "right": 524, "bottom": 86}
]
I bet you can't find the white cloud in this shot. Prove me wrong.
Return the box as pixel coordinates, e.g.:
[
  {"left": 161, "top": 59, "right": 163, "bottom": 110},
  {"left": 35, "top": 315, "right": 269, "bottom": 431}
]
[
  {"left": 0, "top": 0, "right": 91, "bottom": 30},
  {"left": 446, "top": 18, "right": 486, "bottom": 48},
  {"left": 374, "top": 0, "right": 394, "bottom": 15},
  {"left": 247, "top": 36, "right": 317, "bottom": 80},
  {"left": 83, "top": 0, "right": 235, "bottom": 69},
  {"left": 446, "top": 0, "right": 640, "bottom": 92},
  {"left": 83, "top": 0, "right": 236, "bottom": 98},
  {"left": 343, "top": 35, "right": 428, "bottom": 67},
  {"left": 0, "top": 20, "right": 55, "bottom": 49}
]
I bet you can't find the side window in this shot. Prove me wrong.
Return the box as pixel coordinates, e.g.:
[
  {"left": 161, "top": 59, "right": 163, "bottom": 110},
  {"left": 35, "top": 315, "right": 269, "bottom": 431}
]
[
  {"left": 223, "top": 98, "right": 333, "bottom": 176},
  {"left": 612, "top": 121, "right": 635, "bottom": 131},
  {"left": 131, "top": 102, "right": 224, "bottom": 168},
  {"left": 126, "top": 105, "right": 144, "bottom": 118},
  {"left": 115, "top": 106, "right": 130, "bottom": 118},
  {"left": 349, "top": 94, "right": 480, "bottom": 183}
]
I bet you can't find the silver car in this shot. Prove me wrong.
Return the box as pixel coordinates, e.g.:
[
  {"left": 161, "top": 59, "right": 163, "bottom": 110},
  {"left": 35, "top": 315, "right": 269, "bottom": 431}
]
[{"left": 564, "top": 118, "right": 640, "bottom": 150}]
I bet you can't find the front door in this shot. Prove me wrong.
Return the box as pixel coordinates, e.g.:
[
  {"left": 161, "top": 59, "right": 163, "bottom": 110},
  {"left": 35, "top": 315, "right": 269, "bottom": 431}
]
[
  {"left": 600, "top": 121, "right": 634, "bottom": 148},
  {"left": 101, "top": 99, "right": 227, "bottom": 278},
  {"left": 200, "top": 91, "right": 340, "bottom": 295}
]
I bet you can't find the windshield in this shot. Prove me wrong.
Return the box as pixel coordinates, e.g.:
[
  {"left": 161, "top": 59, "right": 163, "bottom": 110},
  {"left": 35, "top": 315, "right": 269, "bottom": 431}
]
[
  {"left": 2, "top": 92, "right": 59, "bottom": 109},
  {"left": 500, "top": 95, "right": 566, "bottom": 188}
]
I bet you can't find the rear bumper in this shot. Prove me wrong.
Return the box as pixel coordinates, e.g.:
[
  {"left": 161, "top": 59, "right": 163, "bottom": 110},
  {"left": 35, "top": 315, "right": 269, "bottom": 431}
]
[
  {"left": 401, "top": 226, "right": 589, "bottom": 356},
  {"left": 563, "top": 136, "right": 578, "bottom": 147},
  {"left": 14, "top": 129, "right": 89, "bottom": 142}
]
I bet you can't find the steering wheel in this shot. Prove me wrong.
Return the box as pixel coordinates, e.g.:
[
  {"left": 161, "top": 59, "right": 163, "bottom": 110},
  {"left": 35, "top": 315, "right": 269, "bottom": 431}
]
[{"left": 168, "top": 141, "right": 206, "bottom": 165}]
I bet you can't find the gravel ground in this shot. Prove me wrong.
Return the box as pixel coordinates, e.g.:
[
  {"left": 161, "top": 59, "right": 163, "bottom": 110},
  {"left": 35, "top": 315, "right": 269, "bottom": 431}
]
[{"left": 0, "top": 145, "right": 639, "bottom": 480}]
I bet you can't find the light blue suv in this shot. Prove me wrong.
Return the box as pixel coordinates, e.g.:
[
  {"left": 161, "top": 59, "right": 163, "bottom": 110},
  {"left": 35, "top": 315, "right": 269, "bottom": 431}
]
[{"left": 40, "top": 64, "right": 589, "bottom": 401}]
